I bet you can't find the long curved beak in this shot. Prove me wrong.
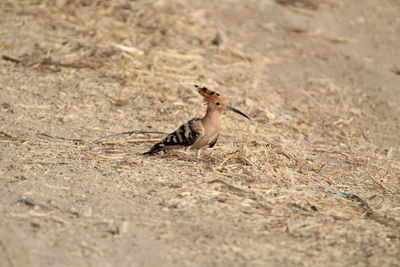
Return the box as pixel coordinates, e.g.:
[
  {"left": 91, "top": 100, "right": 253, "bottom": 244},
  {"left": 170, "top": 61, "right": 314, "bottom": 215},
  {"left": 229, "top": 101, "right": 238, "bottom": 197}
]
[{"left": 227, "top": 106, "right": 251, "bottom": 120}]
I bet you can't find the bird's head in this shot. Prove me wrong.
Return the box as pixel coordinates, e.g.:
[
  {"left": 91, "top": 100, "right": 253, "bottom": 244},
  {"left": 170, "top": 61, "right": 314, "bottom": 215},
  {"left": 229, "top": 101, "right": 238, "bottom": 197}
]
[{"left": 195, "top": 85, "right": 251, "bottom": 120}]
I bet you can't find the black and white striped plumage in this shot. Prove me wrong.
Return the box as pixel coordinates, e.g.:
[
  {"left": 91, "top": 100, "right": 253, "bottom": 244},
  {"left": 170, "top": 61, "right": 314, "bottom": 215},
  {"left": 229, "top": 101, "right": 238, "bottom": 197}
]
[
  {"left": 144, "top": 85, "right": 250, "bottom": 156},
  {"left": 143, "top": 118, "right": 203, "bottom": 155}
]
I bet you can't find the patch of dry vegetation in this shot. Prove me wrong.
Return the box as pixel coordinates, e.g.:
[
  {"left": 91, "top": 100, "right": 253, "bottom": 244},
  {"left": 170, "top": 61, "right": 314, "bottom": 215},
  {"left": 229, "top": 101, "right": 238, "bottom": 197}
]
[{"left": 0, "top": 0, "right": 399, "bottom": 265}]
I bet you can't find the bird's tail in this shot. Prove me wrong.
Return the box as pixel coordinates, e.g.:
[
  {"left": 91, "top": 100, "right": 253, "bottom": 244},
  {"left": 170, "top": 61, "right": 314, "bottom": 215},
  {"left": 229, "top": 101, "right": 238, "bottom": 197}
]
[{"left": 143, "top": 143, "right": 165, "bottom": 155}]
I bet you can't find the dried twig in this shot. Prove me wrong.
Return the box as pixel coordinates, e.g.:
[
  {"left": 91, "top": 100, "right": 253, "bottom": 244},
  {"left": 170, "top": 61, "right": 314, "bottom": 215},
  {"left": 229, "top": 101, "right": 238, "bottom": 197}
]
[
  {"left": 208, "top": 179, "right": 247, "bottom": 194},
  {"left": 325, "top": 190, "right": 399, "bottom": 229},
  {"left": 37, "top": 133, "right": 84, "bottom": 142},
  {"left": 40, "top": 58, "right": 76, "bottom": 68},
  {"left": 94, "top": 130, "right": 167, "bottom": 142},
  {"left": 19, "top": 195, "right": 79, "bottom": 216},
  {"left": 2, "top": 54, "right": 23, "bottom": 64},
  {"left": 19, "top": 196, "right": 52, "bottom": 209},
  {"left": 0, "top": 131, "right": 18, "bottom": 141},
  {"left": 97, "top": 139, "right": 160, "bottom": 145},
  {"left": 368, "top": 174, "right": 395, "bottom": 193}
]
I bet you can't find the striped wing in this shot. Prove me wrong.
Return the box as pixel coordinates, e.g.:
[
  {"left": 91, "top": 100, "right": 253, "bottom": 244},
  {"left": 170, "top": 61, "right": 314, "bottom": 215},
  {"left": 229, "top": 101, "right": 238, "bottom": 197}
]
[{"left": 143, "top": 118, "right": 202, "bottom": 155}]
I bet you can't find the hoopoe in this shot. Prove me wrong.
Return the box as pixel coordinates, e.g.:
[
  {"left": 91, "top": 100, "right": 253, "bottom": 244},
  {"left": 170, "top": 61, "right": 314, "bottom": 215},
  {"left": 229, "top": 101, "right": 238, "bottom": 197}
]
[{"left": 143, "top": 85, "right": 251, "bottom": 156}]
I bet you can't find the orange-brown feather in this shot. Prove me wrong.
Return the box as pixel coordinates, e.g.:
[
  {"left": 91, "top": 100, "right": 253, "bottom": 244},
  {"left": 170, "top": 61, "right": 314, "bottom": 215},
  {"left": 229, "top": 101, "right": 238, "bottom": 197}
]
[{"left": 195, "top": 85, "right": 228, "bottom": 107}]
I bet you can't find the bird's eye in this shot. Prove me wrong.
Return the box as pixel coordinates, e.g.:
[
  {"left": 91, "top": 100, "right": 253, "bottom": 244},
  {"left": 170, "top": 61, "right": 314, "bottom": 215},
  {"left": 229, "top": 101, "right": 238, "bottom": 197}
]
[{"left": 216, "top": 102, "right": 220, "bottom": 106}]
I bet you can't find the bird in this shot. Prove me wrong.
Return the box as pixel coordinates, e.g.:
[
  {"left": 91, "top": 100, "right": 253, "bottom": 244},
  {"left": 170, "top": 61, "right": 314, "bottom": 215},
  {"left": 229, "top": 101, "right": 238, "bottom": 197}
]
[{"left": 143, "top": 85, "right": 251, "bottom": 156}]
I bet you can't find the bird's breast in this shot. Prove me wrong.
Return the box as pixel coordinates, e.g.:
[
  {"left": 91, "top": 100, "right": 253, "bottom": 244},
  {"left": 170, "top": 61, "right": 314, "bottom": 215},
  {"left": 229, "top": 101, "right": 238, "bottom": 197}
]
[{"left": 190, "top": 121, "right": 220, "bottom": 149}]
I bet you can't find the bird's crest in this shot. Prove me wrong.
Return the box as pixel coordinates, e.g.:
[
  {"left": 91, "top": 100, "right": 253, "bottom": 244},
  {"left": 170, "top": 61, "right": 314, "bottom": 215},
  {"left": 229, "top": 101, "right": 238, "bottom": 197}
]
[{"left": 195, "top": 85, "right": 227, "bottom": 105}]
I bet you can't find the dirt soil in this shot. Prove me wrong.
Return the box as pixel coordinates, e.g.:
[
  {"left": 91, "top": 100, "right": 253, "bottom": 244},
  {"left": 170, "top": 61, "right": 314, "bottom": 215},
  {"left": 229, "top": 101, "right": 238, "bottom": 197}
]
[{"left": 1, "top": 0, "right": 399, "bottom": 266}]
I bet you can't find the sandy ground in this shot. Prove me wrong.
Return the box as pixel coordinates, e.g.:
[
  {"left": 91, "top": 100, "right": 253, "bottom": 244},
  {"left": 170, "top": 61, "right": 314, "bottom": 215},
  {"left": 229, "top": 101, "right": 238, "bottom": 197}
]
[{"left": 0, "top": 0, "right": 399, "bottom": 266}]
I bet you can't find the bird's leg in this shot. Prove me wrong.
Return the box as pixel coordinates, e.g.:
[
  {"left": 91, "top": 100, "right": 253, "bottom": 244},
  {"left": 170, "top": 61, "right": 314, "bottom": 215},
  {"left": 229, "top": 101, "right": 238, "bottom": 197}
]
[
  {"left": 184, "top": 147, "right": 191, "bottom": 154},
  {"left": 196, "top": 149, "right": 203, "bottom": 159}
]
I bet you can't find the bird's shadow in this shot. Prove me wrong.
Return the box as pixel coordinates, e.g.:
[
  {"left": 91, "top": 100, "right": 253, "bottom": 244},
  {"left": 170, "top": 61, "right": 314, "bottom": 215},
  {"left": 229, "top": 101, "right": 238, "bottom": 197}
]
[{"left": 141, "top": 150, "right": 220, "bottom": 164}]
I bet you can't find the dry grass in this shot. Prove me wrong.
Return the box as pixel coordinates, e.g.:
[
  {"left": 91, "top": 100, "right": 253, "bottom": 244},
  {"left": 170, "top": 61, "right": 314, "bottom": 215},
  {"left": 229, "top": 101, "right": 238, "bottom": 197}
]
[{"left": 0, "top": 0, "right": 399, "bottom": 266}]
